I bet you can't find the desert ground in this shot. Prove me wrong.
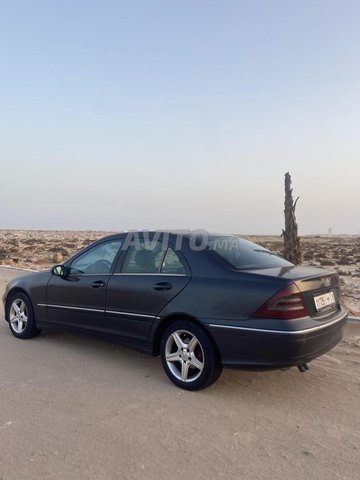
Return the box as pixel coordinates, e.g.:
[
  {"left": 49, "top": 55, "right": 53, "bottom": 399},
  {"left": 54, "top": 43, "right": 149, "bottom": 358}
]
[
  {"left": 0, "top": 230, "right": 359, "bottom": 313},
  {"left": 0, "top": 266, "right": 359, "bottom": 480}
]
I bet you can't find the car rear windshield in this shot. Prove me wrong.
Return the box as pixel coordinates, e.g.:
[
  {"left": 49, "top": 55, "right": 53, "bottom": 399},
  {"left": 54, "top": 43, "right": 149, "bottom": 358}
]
[{"left": 207, "top": 236, "right": 293, "bottom": 270}]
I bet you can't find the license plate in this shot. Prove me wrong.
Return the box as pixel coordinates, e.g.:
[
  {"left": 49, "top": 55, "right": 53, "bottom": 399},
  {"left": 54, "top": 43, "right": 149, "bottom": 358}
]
[{"left": 314, "top": 291, "right": 336, "bottom": 311}]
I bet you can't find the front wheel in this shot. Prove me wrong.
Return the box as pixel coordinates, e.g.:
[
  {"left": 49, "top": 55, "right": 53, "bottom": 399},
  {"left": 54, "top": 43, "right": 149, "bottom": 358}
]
[
  {"left": 160, "top": 320, "right": 222, "bottom": 390},
  {"left": 6, "top": 292, "right": 41, "bottom": 339}
]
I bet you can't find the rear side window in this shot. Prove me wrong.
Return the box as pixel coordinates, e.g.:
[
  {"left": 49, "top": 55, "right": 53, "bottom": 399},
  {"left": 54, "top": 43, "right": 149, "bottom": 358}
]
[
  {"left": 121, "top": 241, "right": 165, "bottom": 273},
  {"left": 207, "top": 237, "right": 293, "bottom": 270},
  {"left": 161, "top": 248, "right": 185, "bottom": 274}
]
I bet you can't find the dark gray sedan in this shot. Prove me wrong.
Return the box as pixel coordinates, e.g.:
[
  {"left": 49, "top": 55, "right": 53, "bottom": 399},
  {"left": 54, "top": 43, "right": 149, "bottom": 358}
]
[{"left": 2, "top": 231, "right": 347, "bottom": 390}]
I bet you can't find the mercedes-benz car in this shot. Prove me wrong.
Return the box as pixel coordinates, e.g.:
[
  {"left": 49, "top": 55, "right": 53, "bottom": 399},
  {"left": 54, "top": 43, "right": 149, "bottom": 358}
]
[{"left": 2, "top": 231, "right": 348, "bottom": 390}]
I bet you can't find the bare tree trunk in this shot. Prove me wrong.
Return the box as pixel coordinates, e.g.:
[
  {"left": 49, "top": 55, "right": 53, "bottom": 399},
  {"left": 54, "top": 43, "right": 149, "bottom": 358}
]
[{"left": 282, "top": 172, "right": 302, "bottom": 265}]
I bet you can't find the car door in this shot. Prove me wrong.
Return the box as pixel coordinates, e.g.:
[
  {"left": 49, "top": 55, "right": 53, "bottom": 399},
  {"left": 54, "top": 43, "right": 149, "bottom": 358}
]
[
  {"left": 106, "top": 238, "right": 191, "bottom": 341},
  {"left": 46, "top": 239, "right": 122, "bottom": 332}
]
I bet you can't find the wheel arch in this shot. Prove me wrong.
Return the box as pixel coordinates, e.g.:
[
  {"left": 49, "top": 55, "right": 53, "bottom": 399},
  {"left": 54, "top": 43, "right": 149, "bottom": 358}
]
[
  {"left": 4, "top": 287, "right": 32, "bottom": 321},
  {"left": 152, "top": 313, "right": 220, "bottom": 358}
]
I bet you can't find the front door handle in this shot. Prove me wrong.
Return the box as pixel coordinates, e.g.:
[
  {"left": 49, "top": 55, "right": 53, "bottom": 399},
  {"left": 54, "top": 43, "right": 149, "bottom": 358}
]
[
  {"left": 153, "top": 282, "right": 173, "bottom": 291},
  {"left": 91, "top": 280, "right": 105, "bottom": 288}
]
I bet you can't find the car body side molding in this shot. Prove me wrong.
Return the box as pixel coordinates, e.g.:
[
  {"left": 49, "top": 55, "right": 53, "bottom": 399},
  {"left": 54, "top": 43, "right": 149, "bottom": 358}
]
[{"left": 37, "top": 303, "right": 160, "bottom": 319}]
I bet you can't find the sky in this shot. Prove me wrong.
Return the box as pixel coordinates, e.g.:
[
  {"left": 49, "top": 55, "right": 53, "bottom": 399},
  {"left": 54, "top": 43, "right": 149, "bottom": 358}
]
[{"left": 0, "top": 0, "right": 359, "bottom": 234}]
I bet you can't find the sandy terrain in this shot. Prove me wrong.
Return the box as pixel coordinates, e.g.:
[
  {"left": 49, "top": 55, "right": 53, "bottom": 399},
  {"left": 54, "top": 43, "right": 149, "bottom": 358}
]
[
  {"left": 0, "top": 268, "right": 360, "bottom": 480},
  {"left": 0, "top": 230, "right": 359, "bottom": 313},
  {"left": 0, "top": 267, "right": 359, "bottom": 480}
]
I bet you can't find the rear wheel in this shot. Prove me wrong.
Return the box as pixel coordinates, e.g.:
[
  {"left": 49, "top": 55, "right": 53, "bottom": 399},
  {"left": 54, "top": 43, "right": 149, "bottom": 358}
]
[
  {"left": 6, "top": 292, "right": 41, "bottom": 339},
  {"left": 160, "top": 320, "right": 222, "bottom": 390}
]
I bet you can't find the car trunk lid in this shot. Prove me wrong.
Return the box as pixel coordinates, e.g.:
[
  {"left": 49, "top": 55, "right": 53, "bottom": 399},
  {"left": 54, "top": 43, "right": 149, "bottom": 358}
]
[{"left": 244, "top": 265, "right": 341, "bottom": 320}]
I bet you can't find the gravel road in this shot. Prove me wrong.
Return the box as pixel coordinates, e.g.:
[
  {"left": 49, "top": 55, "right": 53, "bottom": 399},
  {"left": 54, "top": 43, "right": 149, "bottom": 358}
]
[{"left": 0, "top": 267, "right": 359, "bottom": 480}]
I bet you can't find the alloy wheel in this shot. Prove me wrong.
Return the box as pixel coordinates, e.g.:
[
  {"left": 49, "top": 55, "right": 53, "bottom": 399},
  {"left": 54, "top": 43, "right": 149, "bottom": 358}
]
[
  {"left": 165, "top": 329, "right": 205, "bottom": 382},
  {"left": 9, "top": 299, "right": 28, "bottom": 334}
]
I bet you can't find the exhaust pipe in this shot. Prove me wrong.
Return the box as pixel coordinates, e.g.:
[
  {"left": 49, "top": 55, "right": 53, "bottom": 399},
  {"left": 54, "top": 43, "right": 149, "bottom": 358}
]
[{"left": 297, "top": 363, "right": 309, "bottom": 373}]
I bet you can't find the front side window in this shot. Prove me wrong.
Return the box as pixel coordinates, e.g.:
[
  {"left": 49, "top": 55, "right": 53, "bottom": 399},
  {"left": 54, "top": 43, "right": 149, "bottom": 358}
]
[{"left": 70, "top": 240, "right": 122, "bottom": 274}]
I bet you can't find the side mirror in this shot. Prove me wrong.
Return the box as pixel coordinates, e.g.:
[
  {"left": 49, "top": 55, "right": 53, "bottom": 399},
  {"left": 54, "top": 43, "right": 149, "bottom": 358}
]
[{"left": 51, "top": 265, "right": 68, "bottom": 277}]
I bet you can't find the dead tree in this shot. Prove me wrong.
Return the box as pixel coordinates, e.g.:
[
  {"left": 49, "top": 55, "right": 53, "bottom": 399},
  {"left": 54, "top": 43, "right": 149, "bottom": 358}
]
[{"left": 282, "top": 172, "right": 302, "bottom": 264}]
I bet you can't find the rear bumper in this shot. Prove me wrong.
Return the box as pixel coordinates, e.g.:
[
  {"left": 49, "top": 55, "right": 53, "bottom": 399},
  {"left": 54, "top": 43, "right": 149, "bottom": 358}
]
[{"left": 206, "top": 309, "right": 348, "bottom": 368}]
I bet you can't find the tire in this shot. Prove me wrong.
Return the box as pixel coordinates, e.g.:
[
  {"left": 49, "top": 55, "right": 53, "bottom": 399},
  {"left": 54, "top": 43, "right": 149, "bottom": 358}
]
[
  {"left": 6, "top": 292, "right": 41, "bottom": 339},
  {"left": 160, "top": 320, "right": 222, "bottom": 391}
]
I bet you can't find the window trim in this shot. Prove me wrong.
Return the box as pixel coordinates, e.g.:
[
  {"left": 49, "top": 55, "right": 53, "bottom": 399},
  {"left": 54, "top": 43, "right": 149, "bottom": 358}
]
[{"left": 112, "top": 272, "right": 186, "bottom": 277}]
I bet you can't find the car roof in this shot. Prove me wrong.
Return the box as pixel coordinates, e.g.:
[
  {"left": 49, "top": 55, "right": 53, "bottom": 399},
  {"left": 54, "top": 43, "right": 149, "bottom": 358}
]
[{"left": 98, "top": 231, "right": 238, "bottom": 240}]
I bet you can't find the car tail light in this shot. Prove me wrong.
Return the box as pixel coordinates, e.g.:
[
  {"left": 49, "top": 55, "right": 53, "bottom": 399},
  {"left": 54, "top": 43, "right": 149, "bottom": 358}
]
[{"left": 254, "top": 283, "right": 308, "bottom": 319}]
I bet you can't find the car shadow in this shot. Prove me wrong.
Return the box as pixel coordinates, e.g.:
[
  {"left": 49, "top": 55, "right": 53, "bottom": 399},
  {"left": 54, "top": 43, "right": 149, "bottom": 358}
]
[{"left": 0, "top": 320, "right": 325, "bottom": 398}]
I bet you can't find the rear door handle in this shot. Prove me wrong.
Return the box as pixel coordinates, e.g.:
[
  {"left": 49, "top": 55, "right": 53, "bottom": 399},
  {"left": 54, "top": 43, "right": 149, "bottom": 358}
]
[
  {"left": 91, "top": 280, "right": 105, "bottom": 288},
  {"left": 153, "top": 282, "right": 173, "bottom": 291}
]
